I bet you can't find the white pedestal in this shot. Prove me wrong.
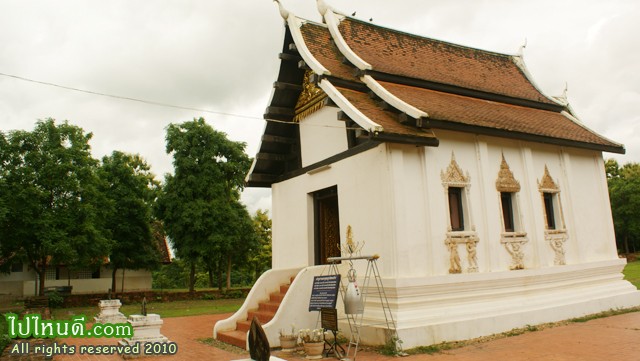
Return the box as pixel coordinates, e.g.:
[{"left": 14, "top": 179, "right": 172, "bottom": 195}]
[
  {"left": 119, "top": 314, "right": 169, "bottom": 356},
  {"left": 94, "top": 299, "right": 127, "bottom": 324}
]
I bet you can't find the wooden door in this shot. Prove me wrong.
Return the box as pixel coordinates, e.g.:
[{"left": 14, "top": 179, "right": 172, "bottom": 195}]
[{"left": 313, "top": 186, "right": 341, "bottom": 265}]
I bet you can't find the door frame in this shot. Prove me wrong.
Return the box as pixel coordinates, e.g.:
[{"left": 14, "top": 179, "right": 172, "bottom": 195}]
[{"left": 312, "top": 185, "right": 341, "bottom": 265}]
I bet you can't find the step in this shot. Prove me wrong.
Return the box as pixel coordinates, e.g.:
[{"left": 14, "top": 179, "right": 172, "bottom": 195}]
[
  {"left": 280, "top": 284, "right": 290, "bottom": 294},
  {"left": 247, "top": 309, "right": 276, "bottom": 324},
  {"left": 258, "top": 301, "right": 282, "bottom": 313},
  {"left": 270, "top": 292, "right": 286, "bottom": 303},
  {"left": 216, "top": 330, "right": 247, "bottom": 349},
  {"left": 216, "top": 279, "right": 295, "bottom": 349},
  {"left": 236, "top": 319, "right": 252, "bottom": 332}
]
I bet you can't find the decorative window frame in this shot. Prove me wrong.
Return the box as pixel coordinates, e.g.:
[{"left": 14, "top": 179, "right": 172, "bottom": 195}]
[
  {"left": 495, "top": 155, "right": 528, "bottom": 270},
  {"left": 441, "top": 152, "right": 478, "bottom": 273},
  {"left": 538, "top": 165, "right": 568, "bottom": 265}
]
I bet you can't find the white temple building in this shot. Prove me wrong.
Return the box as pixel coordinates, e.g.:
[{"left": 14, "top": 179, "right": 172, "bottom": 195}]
[{"left": 214, "top": 1, "right": 640, "bottom": 349}]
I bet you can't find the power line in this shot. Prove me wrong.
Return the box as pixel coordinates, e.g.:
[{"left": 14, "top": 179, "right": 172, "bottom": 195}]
[
  {"left": 0, "top": 71, "right": 262, "bottom": 121},
  {"left": 0, "top": 71, "right": 367, "bottom": 131}
]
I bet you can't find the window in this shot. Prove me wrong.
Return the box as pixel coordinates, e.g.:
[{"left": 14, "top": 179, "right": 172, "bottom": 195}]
[
  {"left": 78, "top": 268, "right": 101, "bottom": 279},
  {"left": 45, "top": 267, "right": 59, "bottom": 280},
  {"left": 501, "top": 192, "right": 515, "bottom": 232},
  {"left": 543, "top": 192, "right": 556, "bottom": 230},
  {"left": 448, "top": 187, "right": 464, "bottom": 231}
]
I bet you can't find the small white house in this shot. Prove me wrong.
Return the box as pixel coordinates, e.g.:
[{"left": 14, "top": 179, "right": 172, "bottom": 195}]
[
  {"left": 215, "top": 1, "right": 640, "bottom": 349},
  {"left": 0, "top": 232, "right": 171, "bottom": 300},
  {"left": 0, "top": 263, "right": 154, "bottom": 300}
]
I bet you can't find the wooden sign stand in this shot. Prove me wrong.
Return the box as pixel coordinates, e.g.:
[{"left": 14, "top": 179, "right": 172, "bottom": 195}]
[{"left": 321, "top": 308, "right": 345, "bottom": 359}]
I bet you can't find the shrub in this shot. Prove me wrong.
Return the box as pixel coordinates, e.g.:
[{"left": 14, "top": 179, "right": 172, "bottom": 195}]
[
  {"left": 201, "top": 293, "right": 216, "bottom": 300},
  {"left": 223, "top": 290, "right": 244, "bottom": 299},
  {"left": 48, "top": 291, "right": 64, "bottom": 308},
  {"left": 0, "top": 313, "right": 11, "bottom": 356}
]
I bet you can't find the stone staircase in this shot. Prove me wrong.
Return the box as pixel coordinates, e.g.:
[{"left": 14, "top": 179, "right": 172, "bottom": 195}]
[{"left": 216, "top": 280, "right": 293, "bottom": 349}]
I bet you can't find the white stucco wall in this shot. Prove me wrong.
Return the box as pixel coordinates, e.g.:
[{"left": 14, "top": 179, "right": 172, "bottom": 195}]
[
  {"left": 0, "top": 266, "right": 152, "bottom": 297},
  {"left": 272, "top": 141, "right": 392, "bottom": 275},
  {"left": 273, "top": 127, "right": 620, "bottom": 278},
  {"left": 267, "top": 126, "right": 637, "bottom": 348},
  {"left": 298, "top": 106, "right": 349, "bottom": 167},
  {"left": 415, "top": 131, "right": 620, "bottom": 275}
]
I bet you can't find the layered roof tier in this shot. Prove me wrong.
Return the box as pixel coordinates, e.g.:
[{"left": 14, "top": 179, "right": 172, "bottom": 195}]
[{"left": 248, "top": 3, "right": 623, "bottom": 187}]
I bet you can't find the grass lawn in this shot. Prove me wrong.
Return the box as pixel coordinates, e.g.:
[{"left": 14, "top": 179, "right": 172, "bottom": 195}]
[
  {"left": 623, "top": 260, "right": 640, "bottom": 290},
  {"left": 51, "top": 298, "right": 244, "bottom": 321}
]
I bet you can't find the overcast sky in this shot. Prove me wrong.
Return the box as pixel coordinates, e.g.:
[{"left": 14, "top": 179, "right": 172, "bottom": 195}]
[{"left": 1, "top": 0, "right": 638, "bottom": 214}]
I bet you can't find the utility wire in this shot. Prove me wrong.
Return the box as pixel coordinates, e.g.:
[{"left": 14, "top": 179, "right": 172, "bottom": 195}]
[
  {"left": 0, "top": 71, "right": 367, "bottom": 130},
  {"left": 0, "top": 71, "right": 262, "bottom": 121}
]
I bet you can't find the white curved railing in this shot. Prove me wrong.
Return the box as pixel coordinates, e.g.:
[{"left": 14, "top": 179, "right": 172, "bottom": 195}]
[
  {"left": 262, "top": 265, "right": 329, "bottom": 347},
  {"left": 213, "top": 267, "right": 302, "bottom": 341}
]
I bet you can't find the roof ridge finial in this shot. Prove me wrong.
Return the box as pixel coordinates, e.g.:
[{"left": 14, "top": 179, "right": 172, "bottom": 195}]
[
  {"left": 517, "top": 38, "right": 527, "bottom": 57},
  {"left": 552, "top": 82, "right": 569, "bottom": 105},
  {"left": 316, "top": 0, "right": 330, "bottom": 15},
  {"left": 273, "top": 0, "right": 289, "bottom": 21}
]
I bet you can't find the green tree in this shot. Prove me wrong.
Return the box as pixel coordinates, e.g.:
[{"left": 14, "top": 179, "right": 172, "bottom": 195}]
[
  {"left": 248, "top": 209, "right": 272, "bottom": 282},
  {"left": 0, "top": 131, "right": 12, "bottom": 274},
  {"left": 152, "top": 257, "right": 189, "bottom": 290},
  {"left": 606, "top": 159, "right": 640, "bottom": 255},
  {"left": 155, "top": 118, "right": 252, "bottom": 293},
  {"left": 100, "top": 151, "right": 162, "bottom": 294},
  {"left": 223, "top": 200, "right": 257, "bottom": 290},
  {"left": 0, "top": 119, "right": 110, "bottom": 295},
  {"left": 200, "top": 201, "right": 257, "bottom": 290}
]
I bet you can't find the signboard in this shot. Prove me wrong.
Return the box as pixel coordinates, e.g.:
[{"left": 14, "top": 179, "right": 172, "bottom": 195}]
[
  {"left": 308, "top": 274, "right": 341, "bottom": 311},
  {"left": 321, "top": 308, "right": 338, "bottom": 331}
]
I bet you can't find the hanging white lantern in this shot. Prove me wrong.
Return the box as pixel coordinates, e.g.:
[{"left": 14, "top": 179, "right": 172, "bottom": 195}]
[{"left": 344, "top": 268, "right": 363, "bottom": 314}]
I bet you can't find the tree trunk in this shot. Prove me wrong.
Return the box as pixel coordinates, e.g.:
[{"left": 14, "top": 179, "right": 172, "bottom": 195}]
[
  {"left": 226, "top": 254, "right": 232, "bottom": 291},
  {"left": 111, "top": 268, "right": 118, "bottom": 296},
  {"left": 624, "top": 234, "right": 630, "bottom": 256},
  {"left": 38, "top": 269, "right": 46, "bottom": 296},
  {"left": 189, "top": 261, "right": 196, "bottom": 294},
  {"left": 121, "top": 269, "right": 126, "bottom": 293},
  {"left": 216, "top": 258, "right": 223, "bottom": 291},
  {"left": 37, "top": 257, "right": 47, "bottom": 296},
  {"left": 208, "top": 266, "right": 214, "bottom": 288}
]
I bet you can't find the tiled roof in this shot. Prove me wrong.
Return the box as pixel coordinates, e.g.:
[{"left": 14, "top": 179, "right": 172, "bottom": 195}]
[
  {"left": 338, "top": 18, "right": 557, "bottom": 105},
  {"left": 379, "top": 81, "right": 620, "bottom": 148},
  {"left": 251, "top": 11, "right": 624, "bottom": 187},
  {"left": 293, "top": 13, "right": 623, "bottom": 153},
  {"left": 335, "top": 85, "right": 437, "bottom": 140},
  {"left": 300, "top": 22, "right": 358, "bottom": 81}
]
